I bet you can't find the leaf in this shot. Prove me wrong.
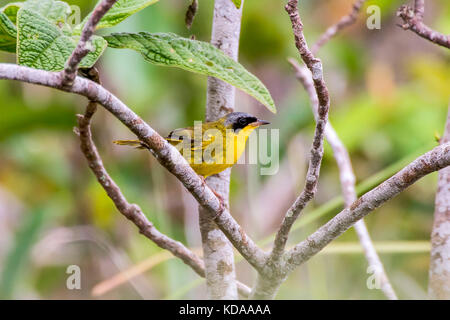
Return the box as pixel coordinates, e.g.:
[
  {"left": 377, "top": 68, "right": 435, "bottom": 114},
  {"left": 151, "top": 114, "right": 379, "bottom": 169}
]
[
  {"left": 17, "top": 8, "right": 107, "bottom": 71},
  {"left": 230, "top": 0, "right": 242, "bottom": 9},
  {"left": 73, "top": 0, "right": 159, "bottom": 34},
  {"left": 22, "top": 0, "right": 72, "bottom": 24},
  {"left": 0, "top": 11, "right": 17, "bottom": 53},
  {"left": 1, "top": 2, "right": 23, "bottom": 24},
  {"left": 105, "top": 32, "right": 277, "bottom": 113}
]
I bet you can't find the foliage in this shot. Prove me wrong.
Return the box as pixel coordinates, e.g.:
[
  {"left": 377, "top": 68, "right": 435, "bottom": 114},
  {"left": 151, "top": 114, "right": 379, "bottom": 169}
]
[
  {"left": 0, "top": 0, "right": 275, "bottom": 112},
  {"left": 17, "top": 8, "right": 107, "bottom": 70},
  {"left": 73, "top": 0, "right": 160, "bottom": 33},
  {"left": 0, "top": 11, "right": 16, "bottom": 52},
  {"left": 105, "top": 32, "right": 275, "bottom": 112}
]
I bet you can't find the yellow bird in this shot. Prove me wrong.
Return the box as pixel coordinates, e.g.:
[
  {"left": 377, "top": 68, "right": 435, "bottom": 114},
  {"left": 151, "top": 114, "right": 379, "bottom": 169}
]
[{"left": 114, "top": 112, "right": 270, "bottom": 178}]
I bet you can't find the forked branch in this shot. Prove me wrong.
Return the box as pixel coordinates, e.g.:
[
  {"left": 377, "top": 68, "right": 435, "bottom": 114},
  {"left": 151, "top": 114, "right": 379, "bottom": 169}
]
[
  {"left": 61, "top": 0, "right": 118, "bottom": 86},
  {"left": 397, "top": 0, "right": 450, "bottom": 49},
  {"left": 76, "top": 76, "right": 205, "bottom": 278},
  {"left": 289, "top": 59, "right": 397, "bottom": 300},
  {"left": 0, "top": 63, "right": 267, "bottom": 273},
  {"left": 270, "top": 0, "right": 331, "bottom": 262},
  {"left": 286, "top": 142, "right": 450, "bottom": 270},
  {"left": 75, "top": 68, "right": 251, "bottom": 298}
]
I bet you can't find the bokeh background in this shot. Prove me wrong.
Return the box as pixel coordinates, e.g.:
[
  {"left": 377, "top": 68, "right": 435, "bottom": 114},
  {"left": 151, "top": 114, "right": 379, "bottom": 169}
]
[{"left": 0, "top": 0, "right": 449, "bottom": 299}]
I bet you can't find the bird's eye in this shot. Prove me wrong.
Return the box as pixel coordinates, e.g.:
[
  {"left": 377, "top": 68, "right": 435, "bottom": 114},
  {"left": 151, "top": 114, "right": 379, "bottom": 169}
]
[{"left": 239, "top": 118, "right": 247, "bottom": 126}]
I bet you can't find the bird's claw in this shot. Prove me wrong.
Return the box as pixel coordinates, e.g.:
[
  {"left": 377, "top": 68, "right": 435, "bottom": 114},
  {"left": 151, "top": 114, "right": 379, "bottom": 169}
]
[
  {"left": 212, "top": 190, "right": 226, "bottom": 220},
  {"left": 199, "top": 176, "right": 226, "bottom": 220}
]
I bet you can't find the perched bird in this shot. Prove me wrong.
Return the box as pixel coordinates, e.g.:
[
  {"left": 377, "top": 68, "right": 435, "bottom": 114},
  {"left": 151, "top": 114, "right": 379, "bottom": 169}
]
[{"left": 114, "top": 112, "right": 270, "bottom": 177}]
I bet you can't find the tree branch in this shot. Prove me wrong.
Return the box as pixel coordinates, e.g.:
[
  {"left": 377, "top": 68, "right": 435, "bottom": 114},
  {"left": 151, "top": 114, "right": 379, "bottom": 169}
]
[
  {"left": 288, "top": 58, "right": 397, "bottom": 300},
  {"left": 199, "top": 0, "right": 244, "bottom": 300},
  {"left": 75, "top": 68, "right": 252, "bottom": 299},
  {"left": 397, "top": 0, "right": 450, "bottom": 49},
  {"left": 286, "top": 142, "right": 450, "bottom": 270},
  {"left": 61, "top": 0, "right": 118, "bottom": 86},
  {"left": 0, "top": 63, "right": 267, "bottom": 273},
  {"left": 311, "top": 0, "right": 366, "bottom": 55},
  {"left": 428, "top": 106, "right": 450, "bottom": 299},
  {"left": 270, "top": 0, "right": 330, "bottom": 262},
  {"left": 414, "top": 0, "right": 425, "bottom": 20},
  {"left": 75, "top": 79, "right": 205, "bottom": 277}
]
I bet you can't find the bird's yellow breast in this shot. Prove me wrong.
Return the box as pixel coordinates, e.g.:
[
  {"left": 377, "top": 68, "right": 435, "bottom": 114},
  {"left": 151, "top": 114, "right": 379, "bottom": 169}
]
[{"left": 184, "top": 125, "right": 256, "bottom": 177}]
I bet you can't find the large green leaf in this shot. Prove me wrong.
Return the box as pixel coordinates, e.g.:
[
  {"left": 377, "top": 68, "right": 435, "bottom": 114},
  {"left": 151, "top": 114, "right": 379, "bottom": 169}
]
[
  {"left": 73, "top": 0, "right": 159, "bottom": 34},
  {"left": 0, "top": 11, "right": 17, "bottom": 53},
  {"left": 17, "top": 8, "right": 107, "bottom": 71},
  {"left": 0, "top": 0, "right": 74, "bottom": 54},
  {"left": 105, "top": 32, "right": 276, "bottom": 113}
]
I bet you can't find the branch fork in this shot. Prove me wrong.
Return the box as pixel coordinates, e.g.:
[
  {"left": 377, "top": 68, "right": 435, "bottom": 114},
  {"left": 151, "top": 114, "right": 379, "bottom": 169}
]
[
  {"left": 61, "top": 0, "right": 118, "bottom": 87},
  {"left": 397, "top": 0, "right": 450, "bottom": 49}
]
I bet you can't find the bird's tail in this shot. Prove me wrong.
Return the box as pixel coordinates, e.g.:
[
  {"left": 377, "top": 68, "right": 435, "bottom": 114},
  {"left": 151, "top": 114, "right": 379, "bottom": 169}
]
[{"left": 113, "top": 140, "right": 148, "bottom": 149}]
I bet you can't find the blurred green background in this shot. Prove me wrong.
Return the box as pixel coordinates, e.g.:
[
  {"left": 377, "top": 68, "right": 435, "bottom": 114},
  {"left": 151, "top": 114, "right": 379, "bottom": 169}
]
[{"left": 0, "top": 0, "right": 449, "bottom": 299}]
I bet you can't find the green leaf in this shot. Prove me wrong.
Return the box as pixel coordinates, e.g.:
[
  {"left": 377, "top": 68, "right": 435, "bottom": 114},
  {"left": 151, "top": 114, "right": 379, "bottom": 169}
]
[
  {"left": 17, "top": 8, "right": 107, "bottom": 71},
  {"left": 105, "top": 32, "right": 276, "bottom": 113},
  {"left": 0, "top": 11, "right": 17, "bottom": 52},
  {"left": 1, "top": 2, "right": 23, "bottom": 24},
  {"left": 230, "top": 0, "right": 242, "bottom": 9},
  {"left": 22, "top": 0, "right": 71, "bottom": 24},
  {"left": 73, "top": 0, "right": 159, "bottom": 34}
]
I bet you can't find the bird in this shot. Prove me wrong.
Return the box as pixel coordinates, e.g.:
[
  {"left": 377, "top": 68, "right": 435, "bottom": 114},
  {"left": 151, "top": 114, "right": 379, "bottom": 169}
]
[
  {"left": 113, "top": 112, "right": 270, "bottom": 213},
  {"left": 114, "top": 112, "right": 270, "bottom": 178}
]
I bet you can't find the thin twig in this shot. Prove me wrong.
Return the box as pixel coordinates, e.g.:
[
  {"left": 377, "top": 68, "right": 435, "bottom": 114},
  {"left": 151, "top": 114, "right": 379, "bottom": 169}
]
[
  {"left": 250, "top": 138, "right": 450, "bottom": 300},
  {"left": 289, "top": 59, "right": 398, "bottom": 300},
  {"left": 397, "top": 0, "right": 450, "bottom": 49},
  {"left": 311, "top": 0, "right": 366, "bottom": 55},
  {"left": 76, "top": 75, "right": 205, "bottom": 277},
  {"left": 270, "top": 0, "right": 330, "bottom": 262},
  {"left": 0, "top": 63, "right": 267, "bottom": 272},
  {"left": 295, "top": 0, "right": 399, "bottom": 300},
  {"left": 428, "top": 106, "right": 450, "bottom": 299},
  {"left": 286, "top": 142, "right": 450, "bottom": 270},
  {"left": 75, "top": 70, "right": 252, "bottom": 298},
  {"left": 61, "top": 0, "right": 118, "bottom": 87}
]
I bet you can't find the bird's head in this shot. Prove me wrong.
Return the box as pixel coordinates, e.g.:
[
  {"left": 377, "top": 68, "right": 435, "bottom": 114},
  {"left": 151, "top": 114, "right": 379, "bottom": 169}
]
[{"left": 222, "top": 112, "right": 270, "bottom": 133}]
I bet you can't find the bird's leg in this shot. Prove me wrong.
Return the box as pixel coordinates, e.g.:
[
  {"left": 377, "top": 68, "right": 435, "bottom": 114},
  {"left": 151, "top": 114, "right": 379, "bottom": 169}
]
[
  {"left": 211, "top": 188, "right": 226, "bottom": 219},
  {"left": 199, "top": 176, "right": 226, "bottom": 219}
]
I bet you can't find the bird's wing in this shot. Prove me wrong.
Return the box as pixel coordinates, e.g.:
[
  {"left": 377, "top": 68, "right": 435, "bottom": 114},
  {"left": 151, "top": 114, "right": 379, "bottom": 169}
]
[{"left": 165, "top": 126, "right": 216, "bottom": 151}]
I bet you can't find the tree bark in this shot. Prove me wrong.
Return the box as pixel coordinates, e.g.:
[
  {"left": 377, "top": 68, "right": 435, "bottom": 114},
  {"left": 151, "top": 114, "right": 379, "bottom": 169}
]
[
  {"left": 198, "top": 0, "right": 243, "bottom": 300},
  {"left": 428, "top": 106, "right": 450, "bottom": 299}
]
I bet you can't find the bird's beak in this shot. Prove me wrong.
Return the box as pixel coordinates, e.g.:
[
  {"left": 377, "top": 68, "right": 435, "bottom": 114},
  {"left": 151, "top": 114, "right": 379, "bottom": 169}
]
[{"left": 249, "top": 119, "right": 270, "bottom": 127}]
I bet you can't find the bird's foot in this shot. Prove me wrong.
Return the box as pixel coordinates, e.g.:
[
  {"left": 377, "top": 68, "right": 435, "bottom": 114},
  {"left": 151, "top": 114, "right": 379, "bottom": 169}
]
[
  {"left": 199, "top": 176, "right": 226, "bottom": 220},
  {"left": 210, "top": 188, "right": 226, "bottom": 220}
]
